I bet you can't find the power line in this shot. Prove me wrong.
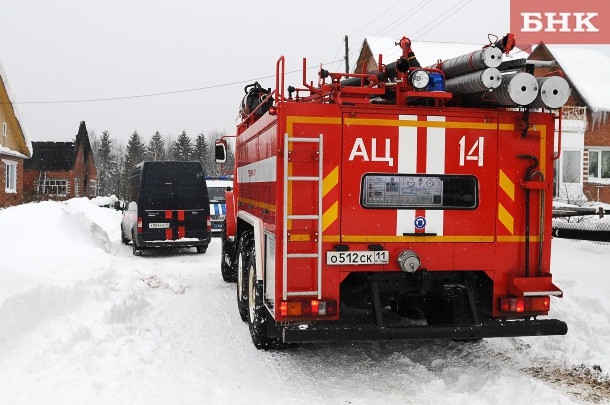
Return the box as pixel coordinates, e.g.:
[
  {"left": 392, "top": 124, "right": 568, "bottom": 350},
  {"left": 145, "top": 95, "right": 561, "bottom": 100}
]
[
  {"left": 350, "top": 0, "right": 402, "bottom": 35},
  {"left": 11, "top": 59, "right": 344, "bottom": 105},
  {"left": 369, "top": 0, "right": 430, "bottom": 40},
  {"left": 412, "top": 0, "right": 474, "bottom": 40}
]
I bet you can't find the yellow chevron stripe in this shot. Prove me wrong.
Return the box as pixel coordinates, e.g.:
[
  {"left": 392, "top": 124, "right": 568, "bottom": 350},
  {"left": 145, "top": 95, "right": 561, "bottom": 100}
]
[
  {"left": 499, "top": 169, "right": 515, "bottom": 201},
  {"left": 322, "top": 201, "right": 338, "bottom": 232},
  {"left": 498, "top": 202, "right": 514, "bottom": 235},
  {"left": 323, "top": 166, "right": 339, "bottom": 197}
]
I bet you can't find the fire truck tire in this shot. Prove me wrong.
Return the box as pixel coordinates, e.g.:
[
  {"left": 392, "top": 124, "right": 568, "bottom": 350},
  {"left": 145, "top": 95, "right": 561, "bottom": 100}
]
[
  {"left": 196, "top": 244, "right": 208, "bottom": 254},
  {"left": 221, "top": 224, "right": 236, "bottom": 282},
  {"left": 247, "top": 246, "right": 283, "bottom": 350},
  {"left": 236, "top": 230, "right": 252, "bottom": 322}
]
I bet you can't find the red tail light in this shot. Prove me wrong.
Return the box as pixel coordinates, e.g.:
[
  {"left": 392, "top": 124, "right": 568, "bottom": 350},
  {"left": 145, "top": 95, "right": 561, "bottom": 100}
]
[
  {"left": 279, "top": 299, "right": 337, "bottom": 317},
  {"left": 499, "top": 296, "right": 550, "bottom": 313},
  {"left": 137, "top": 217, "right": 143, "bottom": 233},
  {"left": 207, "top": 216, "right": 212, "bottom": 232}
]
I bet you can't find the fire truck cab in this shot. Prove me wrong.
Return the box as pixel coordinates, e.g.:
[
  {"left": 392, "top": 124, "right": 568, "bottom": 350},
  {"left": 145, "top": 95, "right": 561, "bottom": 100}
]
[{"left": 217, "top": 36, "right": 568, "bottom": 349}]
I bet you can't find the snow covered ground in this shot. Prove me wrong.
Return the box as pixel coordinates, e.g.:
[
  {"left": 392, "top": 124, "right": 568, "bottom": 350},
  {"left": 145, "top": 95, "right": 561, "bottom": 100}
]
[{"left": 0, "top": 199, "right": 609, "bottom": 404}]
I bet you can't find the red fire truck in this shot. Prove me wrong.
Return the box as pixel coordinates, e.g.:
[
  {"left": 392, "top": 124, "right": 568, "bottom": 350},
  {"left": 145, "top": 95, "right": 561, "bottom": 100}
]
[{"left": 216, "top": 35, "right": 568, "bottom": 349}]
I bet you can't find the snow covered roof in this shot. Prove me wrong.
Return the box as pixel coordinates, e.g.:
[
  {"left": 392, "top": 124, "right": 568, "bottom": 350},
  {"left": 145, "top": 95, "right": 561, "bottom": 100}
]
[
  {"left": 0, "top": 59, "right": 33, "bottom": 156},
  {"left": 536, "top": 44, "right": 610, "bottom": 113},
  {"left": 24, "top": 142, "right": 75, "bottom": 171},
  {"left": 358, "top": 37, "right": 528, "bottom": 72}
]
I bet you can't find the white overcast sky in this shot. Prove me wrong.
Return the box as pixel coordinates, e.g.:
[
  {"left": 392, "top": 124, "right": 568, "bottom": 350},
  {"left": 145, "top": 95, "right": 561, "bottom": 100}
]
[{"left": 1, "top": 0, "right": 608, "bottom": 143}]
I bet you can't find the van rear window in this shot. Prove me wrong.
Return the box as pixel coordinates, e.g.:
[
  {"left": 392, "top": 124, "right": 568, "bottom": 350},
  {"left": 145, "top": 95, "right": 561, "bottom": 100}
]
[{"left": 143, "top": 162, "right": 203, "bottom": 185}]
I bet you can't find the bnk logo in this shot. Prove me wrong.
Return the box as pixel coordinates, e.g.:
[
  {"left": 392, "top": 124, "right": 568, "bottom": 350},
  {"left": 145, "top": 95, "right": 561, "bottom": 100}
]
[{"left": 510, "top": 0, "right": 609, "bottom": 44}]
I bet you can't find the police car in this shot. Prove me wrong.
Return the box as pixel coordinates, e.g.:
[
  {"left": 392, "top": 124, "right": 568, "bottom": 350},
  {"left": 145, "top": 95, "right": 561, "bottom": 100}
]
[{"left": 205, "top": 176, "right": 233, "bottom": 234}]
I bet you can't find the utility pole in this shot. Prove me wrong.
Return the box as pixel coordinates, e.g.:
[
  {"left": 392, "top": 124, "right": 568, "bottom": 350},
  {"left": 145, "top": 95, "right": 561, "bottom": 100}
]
[{"left": 344, "top": 35, "right": 350, "bottom": 74}]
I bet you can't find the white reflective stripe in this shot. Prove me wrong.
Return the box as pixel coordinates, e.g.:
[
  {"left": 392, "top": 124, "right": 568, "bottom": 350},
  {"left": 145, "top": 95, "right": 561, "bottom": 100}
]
[
  {"left": 425, "top": 116, "right": 445, "bottom": 236},
  {"left": 396, "top": 115, "right": 418, "bottom": 236},
  {"left": 426, "top": 116, "right": 446, "bottom": 174},
  {"left": 237, "top": 156, "right": 277, "bottom": 183}
]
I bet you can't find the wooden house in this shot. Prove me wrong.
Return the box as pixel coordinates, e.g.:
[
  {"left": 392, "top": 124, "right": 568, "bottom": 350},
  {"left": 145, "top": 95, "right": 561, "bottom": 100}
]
[
  {"left": 24, "top": 121, "right": 97, "bottom": 201},
  {"left": 0, "top": 60, "right": 32, "bottom": 208}
]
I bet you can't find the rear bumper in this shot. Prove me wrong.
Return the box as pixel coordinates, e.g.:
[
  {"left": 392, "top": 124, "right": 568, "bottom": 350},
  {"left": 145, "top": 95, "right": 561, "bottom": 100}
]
[
  {"left": 136, "top": 234, "right": 211, "bottom": 248},
  {"left": 281, "top": 319, "right": 567, "bottom": 343}
]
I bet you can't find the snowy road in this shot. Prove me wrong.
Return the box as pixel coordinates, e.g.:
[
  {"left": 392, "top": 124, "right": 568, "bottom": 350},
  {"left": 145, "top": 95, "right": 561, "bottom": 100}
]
[{"left": 1, "top": 200, "right": 609, "bottom": 404}]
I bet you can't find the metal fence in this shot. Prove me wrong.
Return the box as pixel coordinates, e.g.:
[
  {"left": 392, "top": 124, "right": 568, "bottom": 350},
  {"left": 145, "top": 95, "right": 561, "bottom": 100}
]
[{"left": 552, "top": 218, "right": 610, "bottom": 243}]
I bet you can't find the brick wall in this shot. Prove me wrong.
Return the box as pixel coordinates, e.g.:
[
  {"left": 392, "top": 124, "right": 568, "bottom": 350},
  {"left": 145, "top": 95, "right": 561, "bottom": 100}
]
[{"left": 0, "top": 155, "right": 24, "bottom": 208}]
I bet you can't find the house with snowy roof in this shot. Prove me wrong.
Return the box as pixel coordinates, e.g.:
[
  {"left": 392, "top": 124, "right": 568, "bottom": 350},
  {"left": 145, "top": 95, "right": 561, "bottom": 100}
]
[
  {"left": 23, "top": 121, "right": 97, "bottom": 201},
  {"left": 0, "top": 60, "right": 32, "bottom": 208},
  {"left": 529, "top": 43, "right": 610, "bottom": 203}
]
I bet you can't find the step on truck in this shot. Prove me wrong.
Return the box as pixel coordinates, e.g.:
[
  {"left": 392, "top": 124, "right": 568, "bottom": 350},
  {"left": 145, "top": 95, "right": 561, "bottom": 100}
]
[{"left": 216, "top": 34, "right": 569, "bottom": 349}]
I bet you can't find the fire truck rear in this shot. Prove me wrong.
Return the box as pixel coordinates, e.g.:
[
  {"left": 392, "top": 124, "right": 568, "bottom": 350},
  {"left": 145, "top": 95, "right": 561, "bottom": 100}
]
[{"left": 216, "top": 34, "right": 569, "bottom": 349}]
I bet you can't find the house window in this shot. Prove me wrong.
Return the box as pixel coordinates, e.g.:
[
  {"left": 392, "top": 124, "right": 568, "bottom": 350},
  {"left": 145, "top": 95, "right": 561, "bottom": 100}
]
[
  {"left": 2, "top": 122, "right": 7, "bottom": 137},
  {"left": 43, "top": 179, "right": 69, "bottom": 197},
  {"left": 588, "top": 150, "right": 610, "bottom": 179},
  {"left": 75, "top": 178, "right": 80, "bottom": 197},
  {"left": 562, "top": 151, "right": 581, "bottom": 183},
  {"left": 89, "top": 179, "right": 97, "bottom": 197},
  {"left": 4, "top": 160, "right": 17, "bottom": 193}
]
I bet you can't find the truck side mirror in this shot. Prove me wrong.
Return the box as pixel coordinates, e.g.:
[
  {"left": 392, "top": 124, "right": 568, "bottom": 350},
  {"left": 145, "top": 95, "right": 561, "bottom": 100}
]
[{"left": 215, "top": 140, "right": 227, "bottom": 164}]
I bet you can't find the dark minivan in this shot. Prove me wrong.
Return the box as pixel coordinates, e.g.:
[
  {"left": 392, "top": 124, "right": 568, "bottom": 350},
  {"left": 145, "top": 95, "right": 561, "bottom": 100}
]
[{"left": 121, "top": 161, "right": 211, "bottom": 255}]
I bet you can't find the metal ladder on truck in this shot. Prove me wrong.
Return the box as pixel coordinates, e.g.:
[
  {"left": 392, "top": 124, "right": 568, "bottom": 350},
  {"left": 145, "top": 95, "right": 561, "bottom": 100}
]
[{"left": 282, "top": 133, "right": 323, "bottom": 300}]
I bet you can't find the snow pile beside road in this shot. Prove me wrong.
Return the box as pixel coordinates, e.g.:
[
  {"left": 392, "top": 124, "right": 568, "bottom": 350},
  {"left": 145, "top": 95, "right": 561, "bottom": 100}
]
[
  {"left": 0, "top": 199, "right": 122, "bottom": 351},
  {"left": 527, "top": 239, "right": 610, "bottom": 371}
]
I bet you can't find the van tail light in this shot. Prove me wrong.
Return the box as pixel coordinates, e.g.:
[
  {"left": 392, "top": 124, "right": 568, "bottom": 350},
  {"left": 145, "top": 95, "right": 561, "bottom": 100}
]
[
  {"left": 207, "top": 216, "right": 212, "bottom": 232},
  {"left": 137, "top": 217, "right": 143, "bottom": 233},
  {"left": 499, "top": 296, "right": 550, "bottom": 313},
  {"left": 279, "top": 299, "right": 337, "bottom": 317}
]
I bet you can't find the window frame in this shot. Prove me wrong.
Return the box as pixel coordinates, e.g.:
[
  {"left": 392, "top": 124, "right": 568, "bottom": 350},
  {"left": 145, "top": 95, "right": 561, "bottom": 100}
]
[
  {"left": 561, "top": 150, "right": 582, "bottom": 184},
  {"left": 43, "top": 179, "right": 69, "bottom": 197},
  {"left": 2, "top": 122, "right": 7, "bottom": 137},
  {"left": 4, "top": 160, "right": 18, "bottom": 193},
  {"left": 588, "top": 149, "right": 610, "bottom": 180}
]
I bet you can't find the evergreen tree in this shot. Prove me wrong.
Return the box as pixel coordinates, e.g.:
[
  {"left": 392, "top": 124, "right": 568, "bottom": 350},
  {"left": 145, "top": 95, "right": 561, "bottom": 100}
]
[
  {"left": 123, "top": 131, "right": 146, "bottom": 177},
  {"left": 193, "top": 133, "right": 210, "bottom": 173},
  {"left": 173, "top": 130, "right": 193, "bottom": 161},
  {"left": 147, "top": 131, "right": 165, "bottom": 161},
  {"left": 96, "top": 131, "right": 117, "bottom": 196}
]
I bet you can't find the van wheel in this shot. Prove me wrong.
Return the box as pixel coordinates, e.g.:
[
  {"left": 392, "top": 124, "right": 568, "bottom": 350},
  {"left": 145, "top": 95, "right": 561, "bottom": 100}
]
[
  {"left": 221, "top": 223, "right": 236, "bottom": 282},
  {"left": 132, "top": 231, "right": 143, "bottom": 256},
  {"left": 121, "top": 227, "right": 130, "bottom": 245},
  {"left": 236, "top": 230, "right": 252, "bottom": 322},
  {"left": 196, "top": 245, "right": 207, "bottom": 254},
  {"left": 247, "top": 245, "right": 284, "bottom": 350}
]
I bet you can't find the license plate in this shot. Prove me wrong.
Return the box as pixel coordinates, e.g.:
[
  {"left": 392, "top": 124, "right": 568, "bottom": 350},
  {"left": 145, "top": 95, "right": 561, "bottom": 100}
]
[
  {"left": 149, "top": 222, "right": 169, "bottom": 229},
  {"left": 326, "top": 250, "right": 389, "bottom": 265}
]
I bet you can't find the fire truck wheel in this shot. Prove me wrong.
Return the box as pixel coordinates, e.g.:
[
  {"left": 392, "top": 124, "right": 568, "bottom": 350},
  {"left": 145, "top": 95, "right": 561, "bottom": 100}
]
[
  {"left": 247, "top": 248, "right": 282, "bottom": 350},
  {"left": 236, "top": 231, "right": 252, "bottom": 322},
  {"left": 221, "top": 224, "right": 236, "bottom": 282},
  {"left": 196, "top": 244, "right": 208, "bottom": 254}
]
